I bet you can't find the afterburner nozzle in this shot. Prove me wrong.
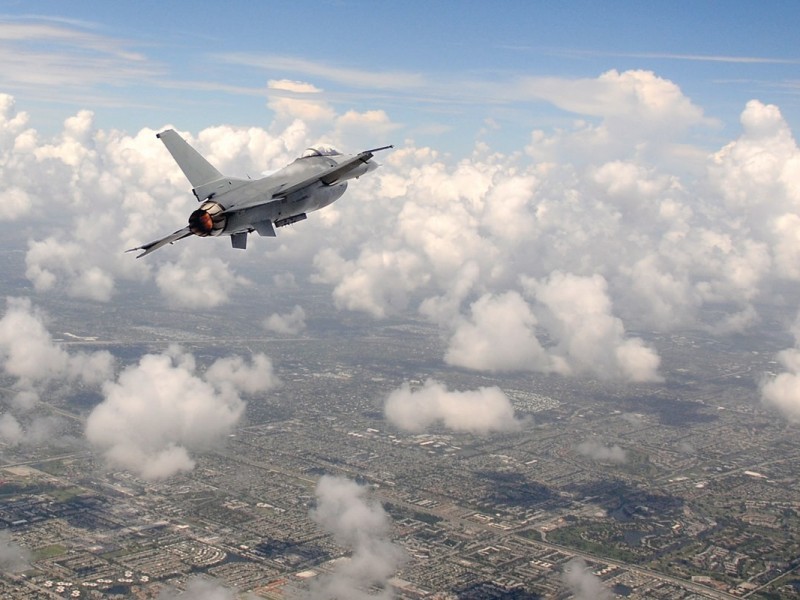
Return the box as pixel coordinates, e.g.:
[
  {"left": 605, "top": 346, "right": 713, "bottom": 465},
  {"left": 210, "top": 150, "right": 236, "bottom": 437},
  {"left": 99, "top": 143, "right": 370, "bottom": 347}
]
[{"left": 188, "top": 200, "right": 226, "bottom": 237}]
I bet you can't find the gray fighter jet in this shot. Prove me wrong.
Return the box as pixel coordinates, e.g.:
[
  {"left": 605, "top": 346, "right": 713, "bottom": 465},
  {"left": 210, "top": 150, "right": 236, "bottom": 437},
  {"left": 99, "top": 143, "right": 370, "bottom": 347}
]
[{"left": 128, "top": 129, "right": 392, "bottom": 257}]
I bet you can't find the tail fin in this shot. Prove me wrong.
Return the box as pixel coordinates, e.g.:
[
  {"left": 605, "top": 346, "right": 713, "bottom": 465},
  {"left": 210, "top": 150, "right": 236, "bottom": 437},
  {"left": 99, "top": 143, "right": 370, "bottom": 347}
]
[{"left": 157, "top": 129, "right": 225, "bottom": 198}]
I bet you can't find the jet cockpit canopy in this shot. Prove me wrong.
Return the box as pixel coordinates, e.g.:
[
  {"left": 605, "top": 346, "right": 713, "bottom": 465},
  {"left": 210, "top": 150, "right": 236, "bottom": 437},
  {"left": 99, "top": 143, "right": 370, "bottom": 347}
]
[{"left": 301, "top": 146, "right": 341, "bottom": 158}]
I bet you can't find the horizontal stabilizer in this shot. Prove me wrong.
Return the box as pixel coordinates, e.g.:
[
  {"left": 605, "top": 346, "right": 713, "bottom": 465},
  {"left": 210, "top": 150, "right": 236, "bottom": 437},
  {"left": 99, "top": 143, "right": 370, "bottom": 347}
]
[{"left": 126, "top": 226, "right": 193, "bottom": 258}]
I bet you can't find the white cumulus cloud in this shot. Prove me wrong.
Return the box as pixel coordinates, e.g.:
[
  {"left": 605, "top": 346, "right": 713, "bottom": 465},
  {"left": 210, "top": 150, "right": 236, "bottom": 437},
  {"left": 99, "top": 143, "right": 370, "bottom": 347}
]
[
  {"left": 0, "top": 297, "right": 113, "bottom": 447},
  {"left": 576, "top": 439, "right": 627, "bottom": 464},
  {"left": 157, "top": 576, "right": 236, "bottom": 600},
  {"left": 0, "top": 413, "right": 23, "bottom": 445},
  {"left": 0, "top": 530, "right": 30, "bottom": 573},
  {"left": 0, "top": 297, "right": 114, "bottom": 387},
  {"left": 525, "top": 271, "right": 662, "bottom": 382},
  {"left": 384, "top": 379, "right": 523, "bottom": 434},
  {"left": 445, "top": 291, "right": 555, "bottom": 373},
  {"left": 761, "top": 312, "right": 800, "bottom": 422},
  {"left": 85, "top": 346, "right": 277, "bottom": 480},
  {"left": 309, "top": 476, "right": 405, "bottom": 600},
  {"left": 562, "top": 558, "right": 613, "bottom": 600},
  {"left": 263, "top": 305, "right": 306, "bottom": 335}
]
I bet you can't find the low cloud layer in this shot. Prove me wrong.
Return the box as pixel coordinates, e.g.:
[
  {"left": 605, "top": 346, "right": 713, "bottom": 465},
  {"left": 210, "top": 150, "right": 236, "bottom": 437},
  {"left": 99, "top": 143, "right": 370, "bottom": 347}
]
[
  {"left": 384, "top": 379, "right": 522, "bottom": 434},
  {"left": 1, "top": 70, "right": 799, "bottom": 389},
  {"left": 310, "top": 476, "right": 405, "bottom": 600},
  {"left": 85, "top": 346, "right": 278, "bottom": 480}
]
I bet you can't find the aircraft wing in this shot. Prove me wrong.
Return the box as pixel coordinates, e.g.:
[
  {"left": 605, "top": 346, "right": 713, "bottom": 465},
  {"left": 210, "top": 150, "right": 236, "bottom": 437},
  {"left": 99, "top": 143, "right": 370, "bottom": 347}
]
[
  {"left": 126, "top": 226, "right": 193, "bottom": 258},
  {"left": 276, "top": 145, "right": 393, "bottom": 198}
]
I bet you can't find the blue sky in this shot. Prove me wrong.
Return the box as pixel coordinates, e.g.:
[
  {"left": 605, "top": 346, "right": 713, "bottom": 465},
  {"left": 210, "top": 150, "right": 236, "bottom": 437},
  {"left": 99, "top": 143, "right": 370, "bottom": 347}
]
[{"left": 1, "top": 1, "right": 799, "bottom": 153}]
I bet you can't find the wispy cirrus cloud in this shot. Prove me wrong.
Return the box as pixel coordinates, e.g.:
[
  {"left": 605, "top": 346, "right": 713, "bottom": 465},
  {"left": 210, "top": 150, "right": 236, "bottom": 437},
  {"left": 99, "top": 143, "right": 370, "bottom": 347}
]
[
  {"left": 0, "top": 19, "right": 145, "bottom": 60},
  {"left": 532, "top": 46, "right": 800, "bottom": 65},
  {"left": 0, "top": 18, "right": 161, "bottom": 92},
  {"left": 214, "top": 53, "right": 427, "bottom": 90},
  {"left": 603, "top": 51, "right": 800, "bottom": 65}
]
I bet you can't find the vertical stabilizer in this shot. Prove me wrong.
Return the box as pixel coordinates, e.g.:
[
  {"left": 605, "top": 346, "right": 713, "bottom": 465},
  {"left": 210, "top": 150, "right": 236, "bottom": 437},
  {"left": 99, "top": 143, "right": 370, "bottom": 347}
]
[{"left": 157, "top": 129, "right": 224, "bottom": 189}]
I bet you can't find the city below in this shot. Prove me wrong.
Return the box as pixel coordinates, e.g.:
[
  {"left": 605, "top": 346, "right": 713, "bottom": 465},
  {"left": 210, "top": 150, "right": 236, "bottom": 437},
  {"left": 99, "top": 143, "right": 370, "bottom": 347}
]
[{"left": 1, "top": 256, "right": 799, "bottom": 599}]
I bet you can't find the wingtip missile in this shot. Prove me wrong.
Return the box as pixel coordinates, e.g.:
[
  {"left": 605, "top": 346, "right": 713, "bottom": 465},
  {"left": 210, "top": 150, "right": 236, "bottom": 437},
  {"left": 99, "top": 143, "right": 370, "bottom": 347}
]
[{"left": 365, "top": 145, "right": 394, "bottom": 153}]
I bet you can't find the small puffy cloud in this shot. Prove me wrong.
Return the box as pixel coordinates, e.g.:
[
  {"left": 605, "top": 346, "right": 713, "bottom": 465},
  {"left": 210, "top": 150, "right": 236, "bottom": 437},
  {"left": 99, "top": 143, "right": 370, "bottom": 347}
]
[
  {"left": 272, "top": 272, "right": 298, "bottom": 289},
  {"left": 26, "top": 238, "right": 85, "bottom": 294},
  {"left": 157, "top": 577, "right": 235, "bottom": 600},
  {"left": 0, "top": 297, "right": 114, "bottom": 386},
  {"left": 0, "top": 297, "right": 68, "bottom": 382},
  {"left": 761, "top": 347, "right": 800, "bottom": 422},
  {"left": 576, "top": 439, "right": 627, "bottom": 464},
  {"left": 0, "top": 413, "right": 23, "bottom": 445},
  {"left": 263, "top": 305, "right": 306, "bottom": 335},
  {"left": 0, "top": 530, "right": 30, "bottom": 573},
  {"left": 760, "top": 312, "right": 800, "bottom": 422},
  {"left": 86, "top": 346, "right": 276, "bottom": 480},
  {"left": 0, "top": 414, "right": 70, "bottom": 447},
  {"left": 309, "top": 476, "right": 405, "bottom": 600},
  {"left": 267, "top": 78, "right": 335, "bottom": 123},
  {"left": 445, "top": 291, "right": 555, "bottom": 373},
  {"left": 384, "top": 379, "right": 523, "bottom": 434},
  {"left": 269, "top": 80, "right": 322, "bottom": 95},
  {"left": 562, "top": 558, "right": 612, "bottom": 600},
  {"left": 0, "top": 414, "right": 63, "bottom": 447},
  {"left": 204, "top": 352, "right": 279, "bottom": 394}
]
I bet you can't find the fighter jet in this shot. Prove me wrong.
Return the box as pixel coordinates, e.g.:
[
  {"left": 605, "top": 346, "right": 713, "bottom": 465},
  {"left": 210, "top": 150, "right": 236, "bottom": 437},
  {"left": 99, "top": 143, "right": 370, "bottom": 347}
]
[{"left": 128, "top": 129, "right": 392, "bottom": 257}]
